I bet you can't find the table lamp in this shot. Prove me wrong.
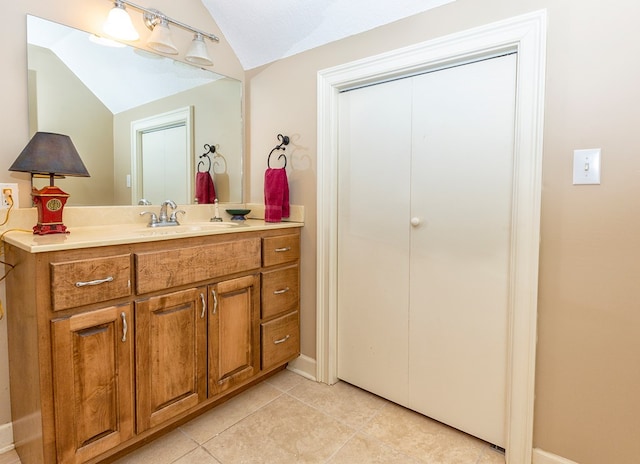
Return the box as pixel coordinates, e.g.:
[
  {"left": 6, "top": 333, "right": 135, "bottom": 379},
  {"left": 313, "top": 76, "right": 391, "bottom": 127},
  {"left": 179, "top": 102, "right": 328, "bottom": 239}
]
[{"left": 9, "top": 132, "right": 90, "bottom": 235}]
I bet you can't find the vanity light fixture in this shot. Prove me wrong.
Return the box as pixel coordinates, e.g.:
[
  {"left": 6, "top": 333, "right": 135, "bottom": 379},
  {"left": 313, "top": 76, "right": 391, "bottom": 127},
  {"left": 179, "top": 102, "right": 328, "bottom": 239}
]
[
  {"left": 186, "top": 33, "right": 213, "bottom": 66},
  {"left": 103, "top": 0, "right": 139, "bottom": 41},
  {"left": 9, "top": 132, "right": 90, "bottom": 235},
  {"left": 102, "top": 0, "right": 219, "bottom": 65},
  {"left": 146, "top": 16, "right": 178, "bottom": 54}
]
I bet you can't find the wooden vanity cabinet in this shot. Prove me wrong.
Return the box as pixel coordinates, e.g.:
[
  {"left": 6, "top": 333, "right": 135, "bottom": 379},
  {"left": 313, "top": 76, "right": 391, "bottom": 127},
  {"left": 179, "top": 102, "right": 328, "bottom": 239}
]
[{"left": 4, "top": 227, "right": 301, "bottom": 464}]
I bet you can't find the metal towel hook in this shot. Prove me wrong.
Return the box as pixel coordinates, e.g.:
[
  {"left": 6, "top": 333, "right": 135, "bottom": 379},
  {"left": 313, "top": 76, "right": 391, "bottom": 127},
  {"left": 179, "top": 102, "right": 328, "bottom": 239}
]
[
  {"left": 198, "top": 144, "right": 215, "bottom": 172},
  {"left": 267, "top": 134, "right": 289, "bottom": 169}
]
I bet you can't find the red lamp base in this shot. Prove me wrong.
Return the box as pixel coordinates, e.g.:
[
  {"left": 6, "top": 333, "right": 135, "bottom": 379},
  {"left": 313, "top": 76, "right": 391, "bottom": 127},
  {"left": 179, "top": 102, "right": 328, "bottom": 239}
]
[{"left": 32, "top": 186, "right": 70, "bottom": 235}]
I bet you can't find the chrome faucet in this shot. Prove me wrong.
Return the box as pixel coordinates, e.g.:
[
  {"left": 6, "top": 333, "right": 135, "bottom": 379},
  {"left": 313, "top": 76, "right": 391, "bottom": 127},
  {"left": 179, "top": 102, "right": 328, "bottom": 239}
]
[
  {"left": 158, "top": 200, "right": 176, "bottom": 223},
  {"left": 140, "top": 200, "right": 185, "bottom": 227}
]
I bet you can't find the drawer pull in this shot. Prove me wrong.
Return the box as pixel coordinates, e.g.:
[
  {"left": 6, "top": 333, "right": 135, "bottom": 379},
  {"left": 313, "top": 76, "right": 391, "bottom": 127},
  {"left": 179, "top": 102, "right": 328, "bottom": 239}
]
[
  {"left": 274, "top": 247, "right": 291, "bottom": 253},
  {"left": 273, "top": 334, "right": 290, "bottom": 345},
  {"left": 211, "top": 289, "right": 218, "bottom": 315},
  {"left": 273, "top": 287, "right": 290, "bottom": 295},
  {"left": 75, "top": 276, "right": 114, "bottom": 287},
  {"left": 200, "top": 293, "right": 206, "bottom": 319},
  {"left": 121, "top": 312, "right": 128, "bottom": 342}
]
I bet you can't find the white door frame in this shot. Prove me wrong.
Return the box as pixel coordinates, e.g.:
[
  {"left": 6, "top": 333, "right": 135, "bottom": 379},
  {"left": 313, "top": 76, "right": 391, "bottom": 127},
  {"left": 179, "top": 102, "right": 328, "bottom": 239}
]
[{"left": 316, "top": 10, "right": 546, "bottom": 464}]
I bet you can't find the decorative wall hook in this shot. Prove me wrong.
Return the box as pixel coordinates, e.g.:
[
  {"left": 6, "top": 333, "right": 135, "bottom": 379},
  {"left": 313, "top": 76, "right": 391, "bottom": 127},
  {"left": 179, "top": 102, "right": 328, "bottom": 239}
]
[
  {"left": 197, "top": 143, "right": 215, "bottom": 172},
  {"left": 267, "top": 134, "right": 289, "bottom": 169}
]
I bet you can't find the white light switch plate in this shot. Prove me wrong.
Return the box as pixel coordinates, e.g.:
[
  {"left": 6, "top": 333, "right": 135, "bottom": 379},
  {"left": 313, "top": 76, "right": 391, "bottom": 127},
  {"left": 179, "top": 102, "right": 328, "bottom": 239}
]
[{"left": 573, "top": 148, "right": 601, "bottom": 185}]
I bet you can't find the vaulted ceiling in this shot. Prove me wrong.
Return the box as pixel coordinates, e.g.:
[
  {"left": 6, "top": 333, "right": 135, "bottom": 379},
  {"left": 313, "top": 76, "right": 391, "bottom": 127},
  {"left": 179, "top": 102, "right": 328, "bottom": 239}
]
[{"left": 200, "top": 0, "right": 455, "bottom": 69}]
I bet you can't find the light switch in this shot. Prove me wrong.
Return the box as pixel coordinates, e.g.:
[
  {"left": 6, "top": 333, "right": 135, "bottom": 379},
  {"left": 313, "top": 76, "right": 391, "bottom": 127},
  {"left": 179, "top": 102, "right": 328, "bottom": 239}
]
[{"left": 573, "top": 148, "right": 601, "bottom": 185}]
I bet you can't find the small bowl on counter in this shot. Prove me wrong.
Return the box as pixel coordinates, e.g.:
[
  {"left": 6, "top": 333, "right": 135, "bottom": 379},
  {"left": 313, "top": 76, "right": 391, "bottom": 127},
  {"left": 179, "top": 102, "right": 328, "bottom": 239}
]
[{"left": 226, "top": 209, "right": 251, "bottom": 221}]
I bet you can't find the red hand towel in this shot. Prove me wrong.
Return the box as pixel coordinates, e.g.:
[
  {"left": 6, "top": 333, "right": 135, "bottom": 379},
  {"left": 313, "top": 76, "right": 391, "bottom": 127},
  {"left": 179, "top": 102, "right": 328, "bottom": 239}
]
[
  {"left": 195, "top": 171, "right": 216, "bottom": 204},
  {"left": 264, "top": 168, "right": 290, "bottom": 222}
]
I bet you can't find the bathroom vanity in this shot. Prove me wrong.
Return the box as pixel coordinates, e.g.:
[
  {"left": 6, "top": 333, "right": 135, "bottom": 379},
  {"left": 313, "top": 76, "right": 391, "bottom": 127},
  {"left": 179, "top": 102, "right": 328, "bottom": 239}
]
[{"left": 3, "top": 220, "right": 301, "bottom": 463}]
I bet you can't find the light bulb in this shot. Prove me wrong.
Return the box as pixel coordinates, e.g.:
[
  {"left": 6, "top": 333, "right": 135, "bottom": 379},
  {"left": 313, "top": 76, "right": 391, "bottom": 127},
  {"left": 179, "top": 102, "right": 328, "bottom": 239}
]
[{"left": 103, "top": 2, "right": 139, "bottom": 41}]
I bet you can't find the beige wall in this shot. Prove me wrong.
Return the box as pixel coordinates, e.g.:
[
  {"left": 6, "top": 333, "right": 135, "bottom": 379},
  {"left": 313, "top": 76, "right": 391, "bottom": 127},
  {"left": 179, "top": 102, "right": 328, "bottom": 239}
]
[
  {"left": 246, "top": 1, "right": 640, "bottom": 463},
  {"left": 2, "top": 0, "right": 640, "bottom": 463}
]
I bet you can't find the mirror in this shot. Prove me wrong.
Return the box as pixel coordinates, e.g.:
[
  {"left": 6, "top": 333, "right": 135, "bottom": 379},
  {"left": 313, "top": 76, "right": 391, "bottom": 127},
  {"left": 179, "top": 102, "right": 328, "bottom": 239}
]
[{"left": 26, "top": 15, "right": 243, "bottom": 206}]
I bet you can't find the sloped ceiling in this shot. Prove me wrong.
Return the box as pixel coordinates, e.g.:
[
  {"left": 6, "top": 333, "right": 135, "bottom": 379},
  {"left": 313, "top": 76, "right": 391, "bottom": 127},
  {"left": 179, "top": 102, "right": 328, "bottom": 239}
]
[{"left": 200, "top": 0, "right": 456, "bottom": 70}]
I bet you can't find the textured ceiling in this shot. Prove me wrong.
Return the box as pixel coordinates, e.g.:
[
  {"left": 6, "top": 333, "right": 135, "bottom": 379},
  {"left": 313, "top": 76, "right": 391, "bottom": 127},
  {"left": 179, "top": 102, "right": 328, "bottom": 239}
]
[{"left": 200, "top": 0, "right": 455, "bottom": 70}]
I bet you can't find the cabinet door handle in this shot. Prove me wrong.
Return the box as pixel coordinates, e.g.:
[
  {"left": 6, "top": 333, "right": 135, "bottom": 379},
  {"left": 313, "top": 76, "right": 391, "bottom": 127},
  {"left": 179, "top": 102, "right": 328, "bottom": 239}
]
[
  {"left": 211, "top": 289, "right": 218, "bottom": 315},
  {"left": 121, "top": 312, "right": 127, "bottom": 342},
  {"left": 200, "top": 293, "right": 206, "bottom": 319},
  {"left": 273, "top": 287, "right": 290, "bottom": 295},
  {"left": 75, "top": 276, "right": 114, "bottom": 287},
  {"left": 274, "top": 247, "right": 291, "bottom": 253},
  {"left": 274, "top": 334, "right": 290, "bottom": 345}
]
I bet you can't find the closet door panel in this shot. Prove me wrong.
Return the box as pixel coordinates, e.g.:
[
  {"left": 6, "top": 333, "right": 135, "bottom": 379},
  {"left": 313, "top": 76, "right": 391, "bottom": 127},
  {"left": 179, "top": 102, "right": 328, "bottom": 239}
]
[
  {"left": 337, "top": 79, "right": 412, "bottom": 405},
  {"left": 408, "top": 54, "right": 517, "bottom": 447}
]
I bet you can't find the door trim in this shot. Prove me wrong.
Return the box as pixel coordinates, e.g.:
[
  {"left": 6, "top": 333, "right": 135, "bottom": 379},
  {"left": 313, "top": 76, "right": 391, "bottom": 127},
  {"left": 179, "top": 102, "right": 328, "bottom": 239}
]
[{"left": 316, "top": 10, "right": 546, "bottom": 464}]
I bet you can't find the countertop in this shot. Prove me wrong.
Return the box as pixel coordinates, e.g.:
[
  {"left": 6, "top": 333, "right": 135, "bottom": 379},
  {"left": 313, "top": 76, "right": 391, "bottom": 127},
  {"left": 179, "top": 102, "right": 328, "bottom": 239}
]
[
  {"left": 0, "top": 202, "right": 304, "bottom": 253},
  {"left": 2, "top": 219, "right": 303, "bottom": 253}
]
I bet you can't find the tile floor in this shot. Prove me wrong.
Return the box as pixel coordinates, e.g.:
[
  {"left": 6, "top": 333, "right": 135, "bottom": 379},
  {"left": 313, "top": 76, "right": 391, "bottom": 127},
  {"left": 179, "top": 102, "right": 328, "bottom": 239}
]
[{"left": 1, "top": 369, "right": 505, "bottom": 464}]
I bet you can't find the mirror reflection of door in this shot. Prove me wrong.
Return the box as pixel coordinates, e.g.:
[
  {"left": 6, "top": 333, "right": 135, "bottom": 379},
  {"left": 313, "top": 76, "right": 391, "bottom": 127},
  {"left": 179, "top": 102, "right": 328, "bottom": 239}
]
[
  {"left": 140, "top": 125, "right": 188, "bottom": 205},
  {"left": 131, "top": 107, "right": 193, "bottom": 205}
]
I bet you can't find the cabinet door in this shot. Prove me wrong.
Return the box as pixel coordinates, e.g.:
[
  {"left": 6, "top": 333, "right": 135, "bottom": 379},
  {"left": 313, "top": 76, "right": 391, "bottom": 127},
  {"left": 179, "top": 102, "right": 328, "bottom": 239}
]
[
  {"left": 135, "top": 287, "right": 207, "bottom": 432},
  {"left": 51, "top": 303, "right": 134, "bottom": 464},
  {"left": 208, "top": 275, "right": 260, "bottom": 396}
]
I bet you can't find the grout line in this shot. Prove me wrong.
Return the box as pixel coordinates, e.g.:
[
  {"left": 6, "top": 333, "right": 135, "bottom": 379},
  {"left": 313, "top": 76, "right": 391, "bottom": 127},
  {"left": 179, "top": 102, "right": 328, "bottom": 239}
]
[
  {"left": 196, "top": 444, "right": 223, "bottom": 464},
  {"left": 321, "top": 428, "right": 359, "bottom": 464},
  {"left": 179, "top": 381, "right": 289, "bottom": 445}
]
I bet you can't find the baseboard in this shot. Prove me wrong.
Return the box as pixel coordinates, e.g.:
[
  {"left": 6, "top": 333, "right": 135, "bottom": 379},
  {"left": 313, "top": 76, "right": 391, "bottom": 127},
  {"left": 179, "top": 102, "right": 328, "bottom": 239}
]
[
  {"left": 287, "top": 354, "right": 316, "bottom": 381},
  {"left": 0, "top": 422, "right": 14, "bottom": 454},
  {"left": 533, "top": 448, "right": 579, "bottom": 464}
]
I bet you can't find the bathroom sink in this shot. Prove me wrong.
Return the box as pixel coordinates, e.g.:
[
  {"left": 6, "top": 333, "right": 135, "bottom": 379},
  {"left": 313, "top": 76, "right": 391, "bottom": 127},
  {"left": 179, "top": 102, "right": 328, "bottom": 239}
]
[
  {"left": 179, "top": 222, "right": 241, "bottom": 230},
  {"left": 135, "top": 222, "right": 242, "bottom": 236}
]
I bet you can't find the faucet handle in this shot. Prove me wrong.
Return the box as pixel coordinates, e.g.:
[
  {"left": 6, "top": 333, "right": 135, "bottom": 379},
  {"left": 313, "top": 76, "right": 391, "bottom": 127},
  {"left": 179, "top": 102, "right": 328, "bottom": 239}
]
[
  {"left": 170, "top": 210, "right": 186, "bottom": 224},
  {"left": 140, "top": 211, "right": 158, "bottom": 226}
]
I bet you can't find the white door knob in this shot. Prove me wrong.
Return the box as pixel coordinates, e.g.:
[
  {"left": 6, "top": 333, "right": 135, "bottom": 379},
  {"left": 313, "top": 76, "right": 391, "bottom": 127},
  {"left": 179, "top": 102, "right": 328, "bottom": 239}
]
[{"left": 410, "top": 217, "right": 421, "bottom": 227}]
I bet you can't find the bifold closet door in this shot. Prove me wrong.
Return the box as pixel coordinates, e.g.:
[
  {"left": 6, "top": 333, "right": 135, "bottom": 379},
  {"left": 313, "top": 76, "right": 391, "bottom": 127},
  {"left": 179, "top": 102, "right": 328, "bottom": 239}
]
[
  {"left": 408, "top": 54, "right": 516, "bottom": 448},
  {"left": 336, "top": 78, "right": 413, "bottom": 406},
  {"left": 337, "top": 53, "right": 517, "bottom": 448}
]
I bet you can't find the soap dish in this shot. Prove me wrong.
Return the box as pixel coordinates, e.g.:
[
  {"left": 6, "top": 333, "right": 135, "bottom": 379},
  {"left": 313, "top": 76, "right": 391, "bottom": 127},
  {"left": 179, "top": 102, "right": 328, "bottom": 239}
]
[{"left": 226, "top": 209, "right": 251, "bottom": 221}]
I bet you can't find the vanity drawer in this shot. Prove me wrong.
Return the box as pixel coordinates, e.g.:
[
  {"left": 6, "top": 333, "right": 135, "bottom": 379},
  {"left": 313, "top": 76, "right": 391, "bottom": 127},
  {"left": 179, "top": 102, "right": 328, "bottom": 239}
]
[
  {"left": 50, "top": 254, "right": 132, "bottom": 311},
  {"left": 261, "top": 311, "right": 299, "bottom": 370},
  {"left": 135, "top": 238, "right": 261, "bottom": 294},
  {"left": 261, "top": 265, "right": 299, "bottom": 320},
  {"left": 262, "top": 234, "right": 300, "bottom": 267}
]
